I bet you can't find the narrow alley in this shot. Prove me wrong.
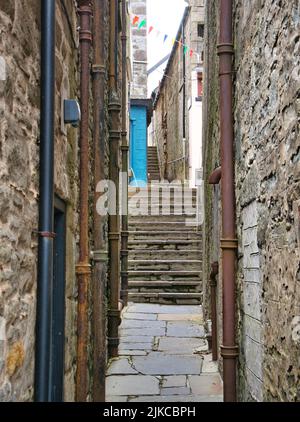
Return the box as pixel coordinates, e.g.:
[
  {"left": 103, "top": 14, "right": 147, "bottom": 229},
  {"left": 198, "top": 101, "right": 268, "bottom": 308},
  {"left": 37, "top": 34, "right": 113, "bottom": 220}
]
[
  {"left": 106, "top": 304, "right": 222, "bottom": 402},
  {"left": 0, "top": 0, "right": 299, "bottom": 408}
]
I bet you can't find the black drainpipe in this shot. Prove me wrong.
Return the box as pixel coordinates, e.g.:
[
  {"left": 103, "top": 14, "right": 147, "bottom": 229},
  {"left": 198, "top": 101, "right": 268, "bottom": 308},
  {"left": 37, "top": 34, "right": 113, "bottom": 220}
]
[{"left": 34, "top": 0, "right": 56, "bottom": 402}]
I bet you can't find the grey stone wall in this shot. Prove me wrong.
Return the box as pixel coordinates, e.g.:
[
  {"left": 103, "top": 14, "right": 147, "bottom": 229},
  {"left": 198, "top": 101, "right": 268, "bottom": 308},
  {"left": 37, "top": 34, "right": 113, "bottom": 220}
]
[
  {"left": 153, "top": 1, "right": 205, "bottom": 182},
  {"left": 0, "top": 0, "right": 80, "bottom": 401},
  {"left": 203, "top": 0, "right": 300, "bottom": 402},
  {"left": 130, "top": 0, "right": 147, "bottom": 99}
]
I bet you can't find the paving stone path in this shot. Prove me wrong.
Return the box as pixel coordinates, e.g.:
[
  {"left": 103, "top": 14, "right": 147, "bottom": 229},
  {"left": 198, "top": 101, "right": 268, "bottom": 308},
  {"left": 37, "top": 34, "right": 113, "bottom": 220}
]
[{"left": 106, "top": 303, "right": 223, "bottom": 402}]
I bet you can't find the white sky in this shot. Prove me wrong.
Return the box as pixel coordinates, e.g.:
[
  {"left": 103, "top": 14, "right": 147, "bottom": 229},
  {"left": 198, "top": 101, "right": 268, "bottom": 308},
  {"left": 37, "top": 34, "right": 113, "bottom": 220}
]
[{"left": 147, "top": 0, "right": 188, "bottom": 95}]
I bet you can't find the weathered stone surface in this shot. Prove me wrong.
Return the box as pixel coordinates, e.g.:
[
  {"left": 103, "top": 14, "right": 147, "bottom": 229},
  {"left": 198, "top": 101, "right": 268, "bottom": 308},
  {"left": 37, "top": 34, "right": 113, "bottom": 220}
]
[
  {"left": 161, "top": 387, "right": 191, "bottom": 396},
  {"left": 106, "top": 396, "right": 128, "bottom": 402},
  {"left": 121, "top": 319, "right": 166, "bottom": 329},
  {"left": 107, "top": 358, "right": 138, "bottom": 376},
  {"left": 0, "top": 1, "right": 81, "bottom": 401},
  {"left": 106, "top": 375, "right": 160, "bottom": 396},
  {"left": 201, "top": 355, "right": 219, "bottom": 374},
  {"left": 123, "top": 312, "right": 157, "bottom": 321},
  {"left": 119, "top": 343, "right": 153, "bottom": 351},
  {"left": 188, "top": 374, "right": 223, "bottom": 396},
  {"left": 129, "top": 395, "right": 223, "bottom": 402},
  {"left": 166, "top": 321, "right": 205, "bottom": 338},
  {"left": 158, "top": 314, "right": 203, "bottom": 322},
  {"left": 162, "top": 375, "right": 187, "bottom": 388},
  {"left": 120, "top": 328, "right": 165, "bottom": 337},
  {"left": 132, "top": 352, "right": 202, "bottom": 375},
  {"left": 158, "top": 337, "right": 206, "bottom": 354}
]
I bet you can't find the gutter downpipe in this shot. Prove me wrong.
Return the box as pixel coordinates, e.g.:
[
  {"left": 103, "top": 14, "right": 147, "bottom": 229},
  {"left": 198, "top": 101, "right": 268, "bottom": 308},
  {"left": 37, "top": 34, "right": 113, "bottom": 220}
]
[
  {"left": 208, "top": 168, "right": 221, "bottom": 363},
  {"left": 120, "top": 0, "right": 129, "bottom": 307},
  {"left": 209, "top": 262, "right": 219, "bottom": 362},
  {"left": 34, "top": 0, "right": 56, "bottom": 402},
  {"left": 217, "top": 0, "right": 239, "bottom": 402},
  {"left": 76, "top": 0, "right": 92, "bottom": 402},
  {"left": 108, "top": 0, "right": 121, "bottom": 358},
  {"left": 91, "top": 0, "right": 107, "bottom": 402}
]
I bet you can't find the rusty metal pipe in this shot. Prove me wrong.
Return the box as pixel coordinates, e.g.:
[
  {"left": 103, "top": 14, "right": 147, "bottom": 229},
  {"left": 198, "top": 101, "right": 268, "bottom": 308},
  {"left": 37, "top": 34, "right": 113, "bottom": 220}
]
[
  {"left": 76, "top": 0, "right": 92, "bottom": 402},
  {"left": 210, "top": 262, "right": 219, "bottom": 361},
  {"left": 91, "top": 0, "right": 107, "bottom": 402},
  {"left": 120, "top": 0, "right": 129, "bottom": 306},
  {"left": 217, "top": 0, "right": 238, "bottom": 402},
  {"left": 108, "top": 0, "right": 121, "bottom": 358}
]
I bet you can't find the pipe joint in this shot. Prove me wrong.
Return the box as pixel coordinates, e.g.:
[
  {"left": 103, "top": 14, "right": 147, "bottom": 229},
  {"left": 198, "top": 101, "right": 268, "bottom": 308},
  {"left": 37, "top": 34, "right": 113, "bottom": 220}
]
[
  {"left": 217, "top": 43, "right": 234, "bottom": 55},
  {"left": 221, "top": 345, "right": 239, "bottom": 359},
  {"left": 76, "top": 263, "right": 92, "bottom": 275},
  {"left": 109, "top": 130, "right": 121, "bottom": 140},
  {"left": 121, "top": 249, "right": 129, "bottom": 257},
  {"left": 79, "top": 29, "right": 92, "bottom": 42},
  {"left": 92, "top": 64, "right": 106, "bottom": 75},
  {"left": 220, "top": 238, "right": 238, "bottom": 250},
  {"left": 78, "top": 4, "right": 92, "bottom": 15},
  {"left": 38, "top": 231, "right": 56, "bottom": 239},
  {"left": 109, "top": 232, "right": 120, "bottom": 240},
  {"left": 91, "top": 249, "right": 108, "bottom": 262}
]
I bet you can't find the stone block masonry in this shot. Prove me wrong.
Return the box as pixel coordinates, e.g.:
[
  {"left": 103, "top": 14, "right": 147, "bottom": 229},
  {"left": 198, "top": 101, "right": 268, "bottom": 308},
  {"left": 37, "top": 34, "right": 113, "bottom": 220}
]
[
  {"left": 0, "top": 1, "right": 80, "bottom": 401},
  {"left": 203, "top": 0, "right": 300, "bottom": 402}
]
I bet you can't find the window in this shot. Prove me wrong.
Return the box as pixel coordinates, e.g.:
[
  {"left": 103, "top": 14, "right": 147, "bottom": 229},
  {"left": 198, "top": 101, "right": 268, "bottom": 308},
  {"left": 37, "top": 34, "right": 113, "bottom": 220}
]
[{"left": 197, "top": 23, "right": 204, "bottom": 38}]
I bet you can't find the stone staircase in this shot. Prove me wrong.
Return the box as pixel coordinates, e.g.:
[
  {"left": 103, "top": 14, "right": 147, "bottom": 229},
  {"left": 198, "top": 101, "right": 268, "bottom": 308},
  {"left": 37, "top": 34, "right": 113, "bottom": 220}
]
[
  {"left": 147, "top": 146, "right": 160, "bottom": 181},
  {"left": 127, "top": 184, "right": 203, "bottom": 305}
]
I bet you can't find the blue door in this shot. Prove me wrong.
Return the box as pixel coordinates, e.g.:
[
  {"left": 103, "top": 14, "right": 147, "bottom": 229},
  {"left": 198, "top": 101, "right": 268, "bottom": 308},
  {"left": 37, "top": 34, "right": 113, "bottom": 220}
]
[{"left": 129, "top": 105, "right": 147, "bottom": 186}]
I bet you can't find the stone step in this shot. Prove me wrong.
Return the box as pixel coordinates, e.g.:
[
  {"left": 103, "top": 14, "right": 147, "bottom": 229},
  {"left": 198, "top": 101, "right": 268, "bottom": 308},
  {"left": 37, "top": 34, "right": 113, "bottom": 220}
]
[
  {"left": 128, "top": 270, "right": 202, "bottom": 281},
  {"left": 129, "top": 214, "right": 197, "bottom": 222},
  {"left": 129, "top": 222, "right": 200, "bottom": 232},
  {"left": 128, "top": 260, "right": 202, "bottom": 271},
  {"left": 128, "top": 239, "right": 202, "bottom": 251},
  {"left": 128, "top": 292, "right": 202, "bottom": 305},
  {"left": 129, "top": 280, "right": 201, "bottom": 288},
  {"left": 128, "top": 231, "right": 201, "bottom": 241},
  {"left": 128, "top": 249, "right": 201, "bottom": 260}
]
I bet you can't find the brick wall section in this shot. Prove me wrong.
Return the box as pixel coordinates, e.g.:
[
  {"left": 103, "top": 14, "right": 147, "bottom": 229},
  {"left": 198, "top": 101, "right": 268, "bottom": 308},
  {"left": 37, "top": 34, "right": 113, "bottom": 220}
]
[{"left": 203, "top": 0, "right": 300, "bottom": 401}]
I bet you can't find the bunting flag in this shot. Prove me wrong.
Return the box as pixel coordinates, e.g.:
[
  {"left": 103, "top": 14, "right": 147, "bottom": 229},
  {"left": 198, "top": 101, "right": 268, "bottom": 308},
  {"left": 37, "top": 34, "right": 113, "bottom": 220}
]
[
  {"left": 138, "top": 19, "right": 146, "bottom": 29},
  {"left": 130, "top": 14, "right": 201, "bottom": 61},
  {"left": 132, "top": 15, "right": 139, "bottom": 25}
]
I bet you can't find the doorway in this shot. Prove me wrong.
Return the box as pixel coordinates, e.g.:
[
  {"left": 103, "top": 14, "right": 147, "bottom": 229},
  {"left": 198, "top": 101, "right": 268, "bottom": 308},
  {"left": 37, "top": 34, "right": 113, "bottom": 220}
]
[{"left": 49, "top": 196, "right": 66, "bottom": 402}]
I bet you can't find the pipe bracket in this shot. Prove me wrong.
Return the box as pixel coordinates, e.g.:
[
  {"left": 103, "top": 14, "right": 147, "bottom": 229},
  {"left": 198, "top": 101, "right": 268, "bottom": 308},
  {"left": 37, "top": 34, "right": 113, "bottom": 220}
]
[
  {"left": 121, "top": 250, "right": 129, "bottom": 257},
  {"left": 38, "top": 231, "right": 56, "bottom": 239},
  {"left": 220, "top": 238, "right": 238, "bottom": 250},
  {"left": 91, "top": 250, "right": 108, "bottom": 262},
  {"left": 107, "top": 337, "right": 119, "bottom": 347},
  {"left": 221, "top": 345, "right": 239, "bottom": 359}
]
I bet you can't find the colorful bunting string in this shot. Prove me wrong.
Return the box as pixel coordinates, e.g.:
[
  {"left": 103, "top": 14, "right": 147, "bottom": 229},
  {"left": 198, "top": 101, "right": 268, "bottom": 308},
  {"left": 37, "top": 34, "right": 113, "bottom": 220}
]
[{"left": 130, "top": 14, "right": 201, "bottom": 62}]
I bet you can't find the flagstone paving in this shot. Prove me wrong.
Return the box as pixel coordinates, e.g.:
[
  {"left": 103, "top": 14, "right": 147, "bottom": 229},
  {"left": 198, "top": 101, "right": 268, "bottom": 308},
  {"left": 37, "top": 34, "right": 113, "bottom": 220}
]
[{"left": 106, "top": 303, "right": 223, "bottom": 402}]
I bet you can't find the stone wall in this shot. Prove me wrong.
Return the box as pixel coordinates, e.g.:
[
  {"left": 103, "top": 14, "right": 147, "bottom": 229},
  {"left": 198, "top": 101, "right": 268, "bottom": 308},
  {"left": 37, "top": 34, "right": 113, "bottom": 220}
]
[
  {"left": 203, "top": 0, "right": 300, "bottom": 402},
  {"left": 0, "top": 0, "right": 80, "bottom": 401},
  {"left": 153, "top": 2, "right": 205, "bottom": 183},
  {"left": 130, "top": 0, "right": 147, "bottom": 99}
]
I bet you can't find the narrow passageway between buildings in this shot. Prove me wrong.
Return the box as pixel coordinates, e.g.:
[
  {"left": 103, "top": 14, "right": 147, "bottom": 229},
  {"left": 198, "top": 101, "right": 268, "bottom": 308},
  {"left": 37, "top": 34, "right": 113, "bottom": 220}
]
[{"left": 106, "top": 303, "right": 223, "bottom": 402}]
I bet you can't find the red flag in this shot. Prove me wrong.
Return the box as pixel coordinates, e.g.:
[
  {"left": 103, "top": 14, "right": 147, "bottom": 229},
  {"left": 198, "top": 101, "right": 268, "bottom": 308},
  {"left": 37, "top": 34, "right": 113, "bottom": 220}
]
[
  {"left": 190, "top": 49, "right": 193, "bottom": 57},
  {"left": 132, "top": 16, "right": 139, "bottom": 25},
  {"left": 148, "top": 26, "right": 154, "bottom": 34}
]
